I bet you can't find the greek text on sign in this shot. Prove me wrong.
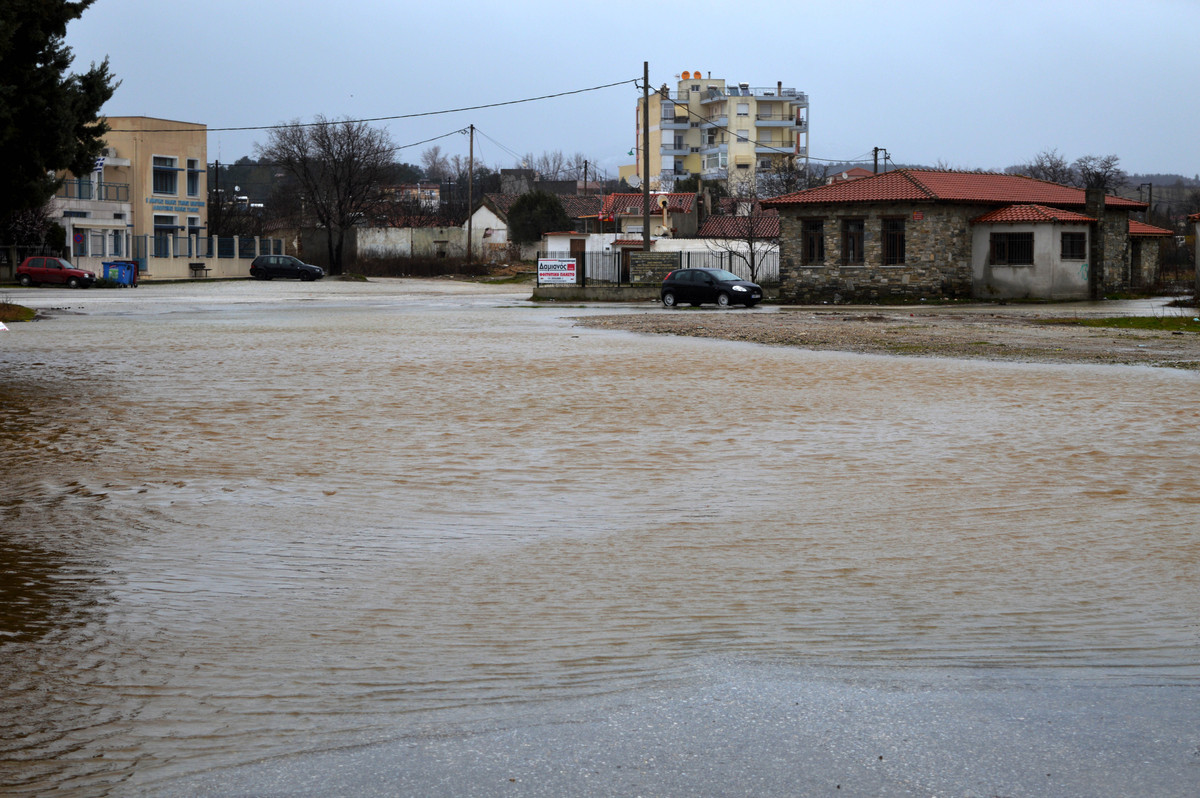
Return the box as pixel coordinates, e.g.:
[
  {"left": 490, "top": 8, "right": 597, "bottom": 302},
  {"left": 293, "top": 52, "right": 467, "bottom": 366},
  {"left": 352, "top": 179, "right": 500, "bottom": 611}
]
[{"left": 538, "top": 258, "right": 576, "bottom": 284}]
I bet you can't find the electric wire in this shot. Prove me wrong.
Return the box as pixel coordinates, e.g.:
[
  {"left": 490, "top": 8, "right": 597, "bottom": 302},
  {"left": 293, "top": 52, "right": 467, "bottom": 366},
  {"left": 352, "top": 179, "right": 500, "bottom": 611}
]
[{"left": 109, "top": 79, "right": 640, "bottom": 134}]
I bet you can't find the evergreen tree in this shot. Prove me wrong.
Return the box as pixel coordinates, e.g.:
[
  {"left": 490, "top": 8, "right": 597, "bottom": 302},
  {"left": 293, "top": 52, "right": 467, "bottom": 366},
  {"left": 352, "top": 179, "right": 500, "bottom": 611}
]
[
  {"left": 0, "top": 0, "right": 117, "bottom": 233},
  {"left": 507, "top": 190, "right": 571, "bottom": 244}
]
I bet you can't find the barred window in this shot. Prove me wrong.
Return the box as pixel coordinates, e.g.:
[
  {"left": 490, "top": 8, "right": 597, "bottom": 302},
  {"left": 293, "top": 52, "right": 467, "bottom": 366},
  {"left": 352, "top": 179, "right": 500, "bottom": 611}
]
[
  {"left": 802, "top": 219, "right": 824, "bottom": 264},
  {"left": 1061, "top": 231, "right": 1086, "bottom": 260},
  {"left": 841, "top": 219, "right": 864, "bottom": 265},
  {"left": 990, "top": 232, "right": 1034, "bottom": 265},
  {"left": 882, "top": 217, "right": 906, "bottom": 265}
]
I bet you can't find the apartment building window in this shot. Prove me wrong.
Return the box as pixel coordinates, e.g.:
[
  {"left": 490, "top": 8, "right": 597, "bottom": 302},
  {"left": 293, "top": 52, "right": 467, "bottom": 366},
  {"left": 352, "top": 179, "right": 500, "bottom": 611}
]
[
  {"left": 736, "top": 129, "right": 749, "bottom": 142},
  {"left": 990, "top": 231, "right": 1034, "bottom": 265},
  {"left": 841, "top": 219, "right": 864, "bottom": 265},
  {"left": 111, "top": 230, "right": 123, "bottom": 257},
  {"left": 153, "top": 156, "right": 178, "bottom": 194},
  {"left": 187, "top": 159, "right": 201, "bottom": 197},
  {"left": 882, "top": 217, "right": 906, "bottom": 265},
  {"left": 1061, "top": 231, "right": 1086, "bottom": 260},
  {"left": 802, "top": 219, "right": 825, "bottom": 264},
  {"left": 661, "top": 102, "right": 674, "bottom": 119},
  {"left": 736, "top": 102, "right": 749, "bottom": 116}
]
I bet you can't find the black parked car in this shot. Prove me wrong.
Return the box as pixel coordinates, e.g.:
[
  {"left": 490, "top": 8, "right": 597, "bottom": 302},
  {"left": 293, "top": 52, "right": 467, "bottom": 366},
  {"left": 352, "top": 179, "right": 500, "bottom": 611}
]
[
  {"left": 661, "top": 268, "right": 762, "bottom": 308},
  {"left": 249, "top": 255, "right": 324, "bottom": 281}
]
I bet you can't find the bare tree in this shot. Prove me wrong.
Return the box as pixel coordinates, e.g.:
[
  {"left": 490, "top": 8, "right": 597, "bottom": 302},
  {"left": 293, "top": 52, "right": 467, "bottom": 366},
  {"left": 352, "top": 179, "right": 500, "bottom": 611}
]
[
  {"left": 1016, "top": 148, "right": 1075, "bottom": 185},
  {"left": 518, "top": 150, "right": 567, "bottom": 180},
  {"left": 705, "top": 182, "right": 777, "bottom": 283},
  {"left": 421, "top": 145, "right": 450, "bottom": 181},
  {"left": 257, "top": 116, "right": 395, "bottom": 274},
  {"left": 756, "top": 157, "right": 811, "bottom": 198},
  {"left": 1074, "top": 154, "right": 1126, "bottom": 193}
]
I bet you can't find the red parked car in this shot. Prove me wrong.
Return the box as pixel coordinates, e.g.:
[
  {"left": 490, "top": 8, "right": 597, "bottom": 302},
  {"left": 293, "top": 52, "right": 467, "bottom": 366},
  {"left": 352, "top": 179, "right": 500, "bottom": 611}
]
[{"left": 16, "top": 256, "right": 96, "bottom": 288}]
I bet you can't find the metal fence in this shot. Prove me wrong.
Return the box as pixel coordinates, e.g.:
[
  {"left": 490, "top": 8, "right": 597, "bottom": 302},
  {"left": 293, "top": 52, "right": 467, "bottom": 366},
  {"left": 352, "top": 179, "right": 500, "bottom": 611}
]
[
  {"left": 133, "top": 235, "right": 283, "bottom": 260},
  {"left": 538, "top": 249, "right": 779, "bottom": 286}
]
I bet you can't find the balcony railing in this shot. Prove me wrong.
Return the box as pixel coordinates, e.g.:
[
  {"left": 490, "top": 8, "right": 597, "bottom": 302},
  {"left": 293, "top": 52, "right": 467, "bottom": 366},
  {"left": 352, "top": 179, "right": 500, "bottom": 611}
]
[{"left": 56, "top": 179, "right": 130, "bottom": 202}]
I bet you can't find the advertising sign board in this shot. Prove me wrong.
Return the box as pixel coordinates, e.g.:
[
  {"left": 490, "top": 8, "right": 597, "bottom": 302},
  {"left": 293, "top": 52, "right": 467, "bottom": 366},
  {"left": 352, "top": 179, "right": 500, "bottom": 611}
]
[{"left": 538, "top": 258, "right": 576, "bottom": 284}]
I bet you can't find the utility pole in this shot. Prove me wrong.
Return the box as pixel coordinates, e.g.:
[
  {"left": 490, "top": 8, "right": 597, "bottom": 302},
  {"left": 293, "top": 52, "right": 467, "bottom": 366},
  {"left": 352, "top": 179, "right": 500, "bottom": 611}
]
[
  {"left": 642, "top": 61, "right": 651, "bottom": 251},
  {"left": 466, "top": 124, "right": 474, "bottom": 264},
  {"left": 873, "top": 147, "right": 880, "bottom": 174}
]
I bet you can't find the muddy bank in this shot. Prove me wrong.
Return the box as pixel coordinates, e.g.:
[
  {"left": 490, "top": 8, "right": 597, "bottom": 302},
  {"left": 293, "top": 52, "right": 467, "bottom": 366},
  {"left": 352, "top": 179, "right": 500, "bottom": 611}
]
[{"left": 573, "top": 308, "right": 1200, "bottom": 369}]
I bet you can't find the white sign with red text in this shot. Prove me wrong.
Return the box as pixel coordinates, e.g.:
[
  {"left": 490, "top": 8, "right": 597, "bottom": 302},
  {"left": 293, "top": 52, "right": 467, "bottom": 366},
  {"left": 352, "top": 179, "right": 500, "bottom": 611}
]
[{"left": 538, "top": 258, "right": 576, "bottom": 284}]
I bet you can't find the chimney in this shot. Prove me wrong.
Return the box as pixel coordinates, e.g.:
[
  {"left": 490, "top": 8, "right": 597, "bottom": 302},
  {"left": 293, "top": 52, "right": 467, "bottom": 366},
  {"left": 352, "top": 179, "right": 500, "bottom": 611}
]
[{"left": 1085, "top": 187, "right": 1106, "bottom": 300}]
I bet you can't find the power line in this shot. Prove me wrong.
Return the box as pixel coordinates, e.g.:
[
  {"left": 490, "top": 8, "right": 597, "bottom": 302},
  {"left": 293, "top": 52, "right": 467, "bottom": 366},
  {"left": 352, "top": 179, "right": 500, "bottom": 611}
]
[{"left": 110, "top": 78, "right": 640, "bottom": 134}]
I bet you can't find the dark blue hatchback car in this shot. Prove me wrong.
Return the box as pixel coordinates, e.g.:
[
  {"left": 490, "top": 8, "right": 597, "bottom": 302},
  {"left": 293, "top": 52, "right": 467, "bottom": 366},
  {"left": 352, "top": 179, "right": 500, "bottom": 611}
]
[{"left": 661, "top": 268, "right": 762, "bottom": 308}]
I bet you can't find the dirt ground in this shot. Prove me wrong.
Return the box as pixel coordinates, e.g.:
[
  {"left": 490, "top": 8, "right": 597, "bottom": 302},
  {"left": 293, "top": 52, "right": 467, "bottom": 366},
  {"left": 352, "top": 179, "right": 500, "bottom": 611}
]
[{"left": 573, "top": 305, "right": 1200, "bottom": 370}]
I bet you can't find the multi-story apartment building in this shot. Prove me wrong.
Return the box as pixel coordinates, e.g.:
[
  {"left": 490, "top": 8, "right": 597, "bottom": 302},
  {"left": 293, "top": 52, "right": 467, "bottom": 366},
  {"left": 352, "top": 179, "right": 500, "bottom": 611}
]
[
  {"left": 623, "top": 71, "right": 809, "bottom": 193},
  {"left": 51, "top": 116, "right": 207, "bottom": 274},
  {"left": 50, "top": 116, "right": 282, "bottom": 278}
]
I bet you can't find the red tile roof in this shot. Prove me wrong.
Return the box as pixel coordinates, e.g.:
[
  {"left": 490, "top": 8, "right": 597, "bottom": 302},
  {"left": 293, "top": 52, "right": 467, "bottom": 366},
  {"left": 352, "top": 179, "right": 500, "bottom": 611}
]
[
  {"left": 971, "top": 204, "right": 1094, "bottom": 225},
  {"left": 1188, "top": 213, "right": 1200, "bottom": 222},
  {"left": 1128, "top": 219, "right": 1174, "bottom": 237},
  {"left": 695, "top": 215, "right": 780, "bottom": 238},
  {"left": 612, "top": 239, "right": 647, "bottom": 247},
  {"left": 762, "top": 169, "right": 1145, "bottom": 210},
  {"left": 601, "top": 193, "right": 697, "bottom": 217},
  {"left": 559, "top": 194, "right": 603, "bottom": 219},
  {"left": 828, "top": 167, "right": 875, "bottom": 183}
]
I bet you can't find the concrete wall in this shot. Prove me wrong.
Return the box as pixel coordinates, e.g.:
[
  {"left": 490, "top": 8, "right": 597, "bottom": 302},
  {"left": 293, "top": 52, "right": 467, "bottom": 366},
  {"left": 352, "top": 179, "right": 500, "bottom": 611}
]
[
  {"left": 970, "top": 223, "right": 1089, "bottom": 300},
  {"left": 307, "top": 226, "right": 469, "bottom": 268}
]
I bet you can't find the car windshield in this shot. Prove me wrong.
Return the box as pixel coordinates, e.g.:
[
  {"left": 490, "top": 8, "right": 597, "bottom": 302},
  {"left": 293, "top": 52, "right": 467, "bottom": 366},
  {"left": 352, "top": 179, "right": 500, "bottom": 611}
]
[{"left": 706, "top": 269, "right": 743, "bottom": 282}]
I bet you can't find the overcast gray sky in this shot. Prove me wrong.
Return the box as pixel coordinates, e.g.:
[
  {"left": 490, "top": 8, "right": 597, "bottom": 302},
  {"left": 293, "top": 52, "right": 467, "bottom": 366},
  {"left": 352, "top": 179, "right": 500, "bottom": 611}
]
[{"left": 66, "top": 0, "right": 1200, "bottom": 179}]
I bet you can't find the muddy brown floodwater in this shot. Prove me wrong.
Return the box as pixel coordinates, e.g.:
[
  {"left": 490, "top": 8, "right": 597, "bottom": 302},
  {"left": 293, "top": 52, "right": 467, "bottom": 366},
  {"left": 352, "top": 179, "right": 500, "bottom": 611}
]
[{"left": 1, "top": 280, "right": 1198, "bottom": 796}]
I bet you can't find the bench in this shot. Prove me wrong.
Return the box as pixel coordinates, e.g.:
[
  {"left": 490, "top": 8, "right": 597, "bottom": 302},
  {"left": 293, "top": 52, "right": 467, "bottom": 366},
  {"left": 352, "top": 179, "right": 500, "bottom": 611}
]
[{"left": 188, "top": 263, "right": 211, "bottom": 279}]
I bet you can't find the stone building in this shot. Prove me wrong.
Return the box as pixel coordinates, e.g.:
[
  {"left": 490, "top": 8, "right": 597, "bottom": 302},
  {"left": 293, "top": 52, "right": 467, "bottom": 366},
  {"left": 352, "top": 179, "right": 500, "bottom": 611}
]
[{"left": 761, "top": 169, "right": 1147, "bottom": 302}]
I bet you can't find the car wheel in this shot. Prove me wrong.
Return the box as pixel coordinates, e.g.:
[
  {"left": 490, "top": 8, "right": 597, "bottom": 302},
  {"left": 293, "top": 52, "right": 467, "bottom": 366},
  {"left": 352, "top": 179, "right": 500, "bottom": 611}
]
[
  {"left": 67, "top": 277, "right": 80, "bottom": 288},
  {"left": 18, "top": 274, "right": 32, "bottom": 287},
  {"left": 662, "top": 291, "right": 677, "bottom": 308},
  {"left": 300, "top": 272, "right": 313, "bottom": 282},
  {"left": 716, "top": 292, "right": 731, "bottom": 308}
]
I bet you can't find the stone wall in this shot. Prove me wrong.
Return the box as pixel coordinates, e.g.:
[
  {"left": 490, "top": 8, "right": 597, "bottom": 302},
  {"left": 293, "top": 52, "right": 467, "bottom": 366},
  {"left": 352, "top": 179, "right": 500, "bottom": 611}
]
[
  {"left": 1098, "top": 209, "right": 1132, "bottom": 291},
  {"left": 777, "top": 202, "right": 978, "bottom": 303}
]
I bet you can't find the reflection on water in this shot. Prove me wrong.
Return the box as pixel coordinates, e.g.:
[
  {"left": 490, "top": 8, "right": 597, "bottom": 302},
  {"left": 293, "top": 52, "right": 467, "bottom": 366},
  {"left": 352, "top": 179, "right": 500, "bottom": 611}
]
[{"left": 1, "top": 282, "right": 1198, "bottom": 795}]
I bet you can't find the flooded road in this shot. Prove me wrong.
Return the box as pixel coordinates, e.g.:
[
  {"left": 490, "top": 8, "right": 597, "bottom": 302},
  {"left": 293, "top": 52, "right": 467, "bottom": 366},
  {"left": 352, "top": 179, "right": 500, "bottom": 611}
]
[{"left": 1, "top": 280, "right": 1198, "bottom": 795}]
